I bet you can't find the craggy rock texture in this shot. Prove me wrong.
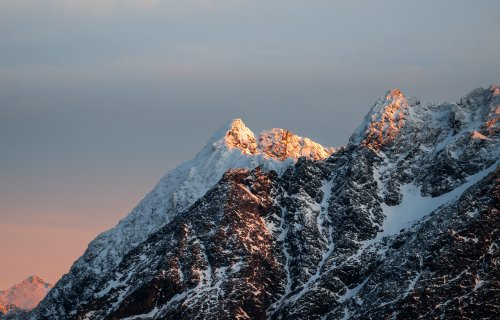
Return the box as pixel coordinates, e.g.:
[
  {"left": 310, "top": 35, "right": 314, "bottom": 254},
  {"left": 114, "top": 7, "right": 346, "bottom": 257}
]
[
  {"left": 32, "top": 86, "right": 499, "bottom": 319},
  {"left": 71, "top": 168, "right": 283, "bottom": 320}
]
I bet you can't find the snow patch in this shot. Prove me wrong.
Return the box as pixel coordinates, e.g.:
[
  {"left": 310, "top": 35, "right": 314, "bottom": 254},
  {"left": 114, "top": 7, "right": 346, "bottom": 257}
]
[
  {"left": 372, "top": 160, "right": 499, "bottom": 242},
  {"left": 338, "top": 277, "right": 370, "bottom": 303}
]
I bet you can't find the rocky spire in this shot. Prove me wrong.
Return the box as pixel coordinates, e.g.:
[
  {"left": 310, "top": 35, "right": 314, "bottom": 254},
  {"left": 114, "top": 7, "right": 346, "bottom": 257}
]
[
  {"left": 350, "top": 89, "right": 418, "bottom": 150},
  {"left": 223, "top": 118, "right": 258, "bottom": 155}
]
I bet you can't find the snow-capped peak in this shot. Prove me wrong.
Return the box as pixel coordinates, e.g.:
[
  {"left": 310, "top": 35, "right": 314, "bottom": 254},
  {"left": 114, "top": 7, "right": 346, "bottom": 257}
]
[
  {"left": 222, "top": 118, "right": 258, "bottom": 155},
  {"left": 35, "top": 117, "right": 335, "bottom": 317},
  {"left": 0, "top": 275, "right": 52, "bottom": 311},
  {"left": 349, "top": 88, "right": 419, "bottom": 149}
]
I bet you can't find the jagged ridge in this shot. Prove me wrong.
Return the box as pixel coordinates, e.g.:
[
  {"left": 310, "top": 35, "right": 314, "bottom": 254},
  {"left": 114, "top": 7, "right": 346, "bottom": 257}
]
[
  {"left": 224, "top": 118, "right": 335, "bottom": 160},
  {"left": 31, "top": 86, "right": 499, "bottom": 320}
]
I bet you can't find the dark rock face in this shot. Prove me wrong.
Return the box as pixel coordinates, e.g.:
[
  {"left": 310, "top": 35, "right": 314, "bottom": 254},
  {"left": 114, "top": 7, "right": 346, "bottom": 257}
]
[
  {"left": 333, "top": 169, "right": 500, "bottom": 320},
  {"left": 32, "top": 87, "right": 500, "bottom": 319},
  {"left": 70, "top": 168, "right": 284, "bottom": 320}
]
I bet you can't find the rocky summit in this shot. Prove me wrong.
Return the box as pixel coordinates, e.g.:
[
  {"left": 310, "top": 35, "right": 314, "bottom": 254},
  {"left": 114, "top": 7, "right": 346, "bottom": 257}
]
[{"left": 31, "top": 86, "right": 499, "bottom": 319}]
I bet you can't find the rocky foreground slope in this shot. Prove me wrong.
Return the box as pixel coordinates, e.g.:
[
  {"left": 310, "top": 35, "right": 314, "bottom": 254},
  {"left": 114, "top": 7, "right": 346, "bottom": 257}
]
[{"left": 32, "top": 86, "right": 499, "bottom": 319}]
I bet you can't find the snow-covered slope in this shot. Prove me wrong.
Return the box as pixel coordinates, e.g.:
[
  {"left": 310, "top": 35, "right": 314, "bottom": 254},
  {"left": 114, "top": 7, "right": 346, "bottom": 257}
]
[
  {"left": 0, "top": 276, "right": 52, "bottom": 316},
  {"left": 33, "top": 119, "right": 334, "bottom": 318},
  {"left": 32, "top": 86, "right": 499, "bottom": 319}
]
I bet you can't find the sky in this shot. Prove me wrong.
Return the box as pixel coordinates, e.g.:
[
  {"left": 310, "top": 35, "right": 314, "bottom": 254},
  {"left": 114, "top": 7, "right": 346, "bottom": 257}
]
[{"left": 0, "top": 0, "right": 499, "bottom": 288}]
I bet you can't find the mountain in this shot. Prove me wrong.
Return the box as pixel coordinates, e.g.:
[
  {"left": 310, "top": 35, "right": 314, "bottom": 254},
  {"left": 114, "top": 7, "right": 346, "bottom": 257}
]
[
  {"left": 0, "top": 276, "right": 52, "bottom": 318},
  {"left": 31, "top": 86, "right": 499, "bottom": 319},
  {"left": 31, "top": 119, "right": 333, "bottom": 319}
]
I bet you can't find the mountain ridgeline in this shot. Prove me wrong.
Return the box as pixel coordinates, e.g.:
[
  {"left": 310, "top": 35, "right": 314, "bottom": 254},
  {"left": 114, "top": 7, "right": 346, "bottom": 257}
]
[{"left": 31, "top": 86, "right": 499, "bottom": 319}]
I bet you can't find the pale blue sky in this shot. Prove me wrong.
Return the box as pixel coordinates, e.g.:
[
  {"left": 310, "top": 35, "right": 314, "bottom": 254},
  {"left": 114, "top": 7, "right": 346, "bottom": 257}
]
[{"left": 0, "top": 0, "right": 499, "bottom": 287}]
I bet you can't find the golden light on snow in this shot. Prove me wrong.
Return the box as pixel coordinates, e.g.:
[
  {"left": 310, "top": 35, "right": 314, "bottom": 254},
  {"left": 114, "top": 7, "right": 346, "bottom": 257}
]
[{"left": 224, "top": 118, "right": 335, "bottom": 161}]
